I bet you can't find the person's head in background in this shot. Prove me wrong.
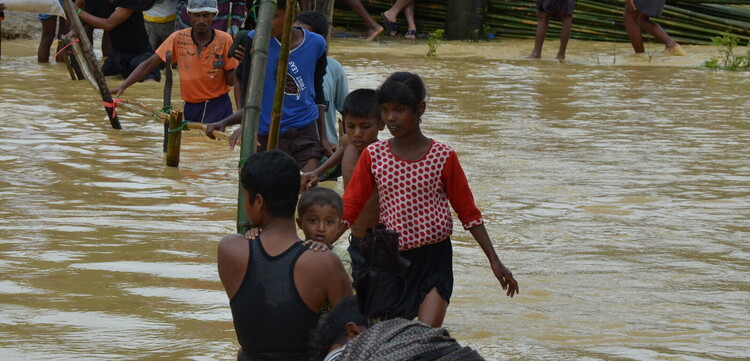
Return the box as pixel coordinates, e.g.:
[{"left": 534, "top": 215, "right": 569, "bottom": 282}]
[
  {"left": 293, "top": 10, "right": 328, "bottom": 38},
  {"left": 311, "top": 295, "right": 367, "bottom": 361}
]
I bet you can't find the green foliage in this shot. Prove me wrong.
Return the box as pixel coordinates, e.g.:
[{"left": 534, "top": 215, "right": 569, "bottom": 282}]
[
  {"left": 702, "top": 33, "right": 750, "bottom": 71},
  {"left": 469, "top": 24, "right": 496, "bottom": 42},
  {"left": 426, "top": 29, "right": 444, "bottom": 58}
]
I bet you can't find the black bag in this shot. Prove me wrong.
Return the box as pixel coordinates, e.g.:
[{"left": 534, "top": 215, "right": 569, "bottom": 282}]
[{"left": 142, "top": 0, "right": 157, "bottom": 11}]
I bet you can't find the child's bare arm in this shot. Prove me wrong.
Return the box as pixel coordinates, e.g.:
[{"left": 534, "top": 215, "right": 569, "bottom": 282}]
[
  {"left": 300, "top": 143, "right": 346, "bottom": 189},
  {"left": 469, "top": 224, "right": 519, "bottom": 297}
]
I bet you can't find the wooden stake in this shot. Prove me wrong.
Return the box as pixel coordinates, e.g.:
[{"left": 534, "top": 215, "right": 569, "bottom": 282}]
[
  {"left": 61, "top": 0, "right": 122, "bottom": 129},
  {"left": 163, "top": 51, "right": 173, "bottom": 153},
  {"left": 166, "top": 110, "right": 183, "bottom": 167}
]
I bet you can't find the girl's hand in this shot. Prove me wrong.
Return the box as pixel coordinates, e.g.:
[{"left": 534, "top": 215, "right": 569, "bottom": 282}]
[
  {"left": 491, "top": 260, "right": 519, "bottom": 297},
  {"left": 244, "top": 227, "right": 262, "bottom": 240},
  {"left": 301, "top": 239, "right": 330, "bottom": 252}
]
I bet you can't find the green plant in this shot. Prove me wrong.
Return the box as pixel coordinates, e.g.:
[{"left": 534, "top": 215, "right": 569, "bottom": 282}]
[
  {"left": 702, "top": 33, "right": 750, "bottom": 71},
  {"left": 469, "top": 24, "right": 495, "bottom": 42},
  {"left": 426, "top": 29, "right": 444, "bottom": 58}
]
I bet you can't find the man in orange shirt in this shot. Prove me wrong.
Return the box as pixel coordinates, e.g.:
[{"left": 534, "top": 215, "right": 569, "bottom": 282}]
[{"left": 111, "top": 0, "right": 238, "bottom": 123}]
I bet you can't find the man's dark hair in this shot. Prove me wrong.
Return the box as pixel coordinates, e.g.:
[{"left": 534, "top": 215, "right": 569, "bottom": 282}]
[
  {"left": 298, "top": 187, "right": 343, "bottom": 218},
  {"left": 343, "top": 88, "right": 381, "bottom": 122},
  {"left": 240, "top": 150, "right": 300, "bottom": 218},
  {"left": 295, "top": 10, "right": 328, "bottom": 38}
]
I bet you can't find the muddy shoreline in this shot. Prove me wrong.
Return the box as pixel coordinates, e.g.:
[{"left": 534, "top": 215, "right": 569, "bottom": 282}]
[{"left": 1, "top": 11, "right": 42, "bottom": 40}]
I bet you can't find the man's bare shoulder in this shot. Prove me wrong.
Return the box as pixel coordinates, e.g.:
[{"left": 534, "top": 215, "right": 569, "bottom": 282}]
[
  {"left": 218, "top": 234, "right": 248, "bottom": 262},
  {"left": 297, "top": 248, "right": 344, "bottom": 275}
]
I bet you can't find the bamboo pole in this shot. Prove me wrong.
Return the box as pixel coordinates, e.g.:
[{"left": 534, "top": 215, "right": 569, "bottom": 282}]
[
  {"left": 60, "top": 37, "right": 79, "bottom": 80},
  {"left": 186, "top": 123, "right": 233, "bottom": 141},
  {"left": 166, "top": 110, "right": 183, "bottom": 167},
  {"left": 163, "top": 51, "right": 173, "bottom": 153},
  {"left": 237, "top": 0, "right": 278, "bottom": 233},
  {"left": 68, "top": 38, "right": 99, "bottom": 89},
  {"left": 61, "top": 0, "right": 122, "bottom": 129},
  {"left": 268, "top": 0, "right": 295, "bottom": 151}
]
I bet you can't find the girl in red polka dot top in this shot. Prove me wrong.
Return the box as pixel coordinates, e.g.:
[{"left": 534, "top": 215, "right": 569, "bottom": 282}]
[{"left": 342, "top": 72, "right": 519, "bottom": 327}]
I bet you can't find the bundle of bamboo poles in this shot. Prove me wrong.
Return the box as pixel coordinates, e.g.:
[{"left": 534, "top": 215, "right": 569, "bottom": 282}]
[{"left": 331, "top": 0, "right": 750, "bottom": 44}]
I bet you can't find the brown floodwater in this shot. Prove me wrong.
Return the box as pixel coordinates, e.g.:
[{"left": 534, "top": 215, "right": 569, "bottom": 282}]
[{"left": 1, "top": 38, "right": 749, "bottom": 360}]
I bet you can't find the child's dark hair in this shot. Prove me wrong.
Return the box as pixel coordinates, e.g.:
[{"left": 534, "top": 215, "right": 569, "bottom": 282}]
[
  {"left": 376, "top": 72, "right": 426, "bottom": 111},
  {"left": 240, "top": 150, "right": 300, "bottom": 219},
  {"left": 298, "top": 187, "right": 343, "bottom": 218},
  {"left": 294, "top": 10, "right": 328, "bottom": 38},
  {"left": 343, "top": 88, "right": 381, "bottom": 123},
  {"left": 310, "top": 296, "right": 367, "bottom": 361}
]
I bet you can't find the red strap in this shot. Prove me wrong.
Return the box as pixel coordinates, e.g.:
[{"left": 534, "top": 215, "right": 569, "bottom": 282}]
[
  {"left": 55, "top": 38, "right": 80, "bottom": 58},
  {"left": 102, "top": 98, "right": 124, "bottom": 118}
]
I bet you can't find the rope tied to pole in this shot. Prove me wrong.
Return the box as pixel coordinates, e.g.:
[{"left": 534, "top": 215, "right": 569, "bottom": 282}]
[
  {"left": 102, "top": 98, "right": 124, "bottom": 118},
  {"left": 55, "top": 37, "right": 80, "bottom": 58},
  {"left": 238, "top": 157, "right": 248, "bottom": 169},
  {"left": 168, "top": 120, "right": 190, "bottom": 133},
  {"left": 155, "top": 105, "right": 173, "bottom": 122}
]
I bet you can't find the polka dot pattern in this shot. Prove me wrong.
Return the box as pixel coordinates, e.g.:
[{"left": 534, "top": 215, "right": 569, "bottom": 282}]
[{"left": 364, "top": 139, "right": 482, "bottom": 251}]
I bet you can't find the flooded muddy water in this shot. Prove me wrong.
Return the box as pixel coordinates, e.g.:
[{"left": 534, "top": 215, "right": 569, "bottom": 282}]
[{"left": 1, "top": 38, "right": 749, "bottom": 360}]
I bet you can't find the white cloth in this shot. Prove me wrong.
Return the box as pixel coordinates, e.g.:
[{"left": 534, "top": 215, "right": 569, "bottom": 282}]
[
  {"left": 2, "top": 0, "right": 65, "bottom": 17},
  {"left": 323, "top": 346, "right": 345, "bottom": 361}
]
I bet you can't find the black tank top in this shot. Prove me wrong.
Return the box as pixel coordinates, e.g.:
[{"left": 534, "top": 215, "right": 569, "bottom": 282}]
[{"left": 230, "top": 237, "right": 319, "bottom": 360}]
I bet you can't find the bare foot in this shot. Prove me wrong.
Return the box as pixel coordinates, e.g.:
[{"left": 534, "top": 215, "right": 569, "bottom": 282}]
[
  {"left": 527, "top": 53, "right": 541, "bottom": 59},
  {"left": 665, "top": 44, "right": 687, "bottom": 56},
  {"left": 555, "top": 54, "right": 565, "bottom": 62},
  {"left": 364, "top": 25, "right": 384, "bottom": 41}
]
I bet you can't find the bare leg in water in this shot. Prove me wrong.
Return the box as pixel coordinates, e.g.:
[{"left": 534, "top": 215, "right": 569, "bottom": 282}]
[
  {"left": 527, "top": 11, "right": 549, "bottom": 59},
  {"left": 623, "top": 0, "right": 684, "bottom": 55},
  {"left": 343, "top": 0, "right": 383, "bottom": 41}
]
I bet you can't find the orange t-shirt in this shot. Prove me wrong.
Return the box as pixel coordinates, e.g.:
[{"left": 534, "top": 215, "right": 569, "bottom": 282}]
[{"left": 156, "top": 28, "right": 238, "bottom": 103}]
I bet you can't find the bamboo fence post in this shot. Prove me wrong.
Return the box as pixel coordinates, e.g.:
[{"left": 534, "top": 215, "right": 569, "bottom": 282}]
[
  {"left": 236, "top": 0, "right": 277, "bottom": 233},
  {"left": 0, "top": 11, "right": 4, "bottom": 63},
  {"left": 163, "top": 51, "right": 173, "bottom": 153},
  {"left": 267, "top": 0, "right": 295, "bottom": 151},
  {"left": 166, "top": 110, "right": 183, "bottom": 167},
  {"left": 68, "top": 38, "right": 98, "bottom": 88},
  {"left": 61, "top": 0, "right": 122, "bottom": 129}
]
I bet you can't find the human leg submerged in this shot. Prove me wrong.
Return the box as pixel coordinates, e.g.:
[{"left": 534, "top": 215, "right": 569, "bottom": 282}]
[{"left": 528, "top": 11, "right": 549, "bottom": 59}]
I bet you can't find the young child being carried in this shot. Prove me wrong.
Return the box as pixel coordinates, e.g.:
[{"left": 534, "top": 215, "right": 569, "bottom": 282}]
[
  {"left": 301, "top": 89, "right": 384, "bottom": 280},
  {"left": 296, "top": 187, "right": 352, "bottom": 278},
  {"left": 341, "top": 72, "right": 519, "bottom": 328}
]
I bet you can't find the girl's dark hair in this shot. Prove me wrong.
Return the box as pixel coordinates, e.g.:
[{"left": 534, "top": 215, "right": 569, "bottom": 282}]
[
  {"left": 311, "top": 296, "right": 367, "bottom": 361},
  {"left": 295, "top": 10, "right": 328, "bottom": 38},
  {"left": 240, "top": 150, "right": 300, "bottom": 218},
  {"left": 376, "top": 71, "right": 426, "bottom": 111}
]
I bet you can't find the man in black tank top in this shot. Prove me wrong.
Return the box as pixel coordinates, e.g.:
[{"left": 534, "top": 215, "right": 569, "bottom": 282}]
[{"left": 218, "top": 150, "right": 352, "bottom": 360}]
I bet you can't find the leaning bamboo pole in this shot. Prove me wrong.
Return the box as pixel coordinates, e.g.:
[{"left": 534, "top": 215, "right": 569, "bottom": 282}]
[
  {"left": 237, "top": 0, "right": 278, "bottom": 233},
  {"left": 267, "top": 0, "right": 296, "bottom": 151},
  {"left": 61, "top": 0, "right": 122, "bottom": 129},
  {"left": 163, "top": 51, "right": 173, "bottom": 153}
]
